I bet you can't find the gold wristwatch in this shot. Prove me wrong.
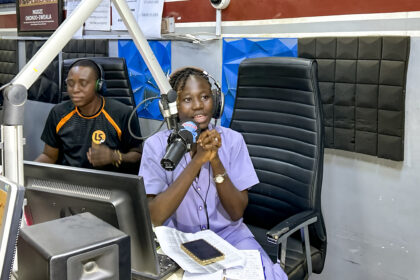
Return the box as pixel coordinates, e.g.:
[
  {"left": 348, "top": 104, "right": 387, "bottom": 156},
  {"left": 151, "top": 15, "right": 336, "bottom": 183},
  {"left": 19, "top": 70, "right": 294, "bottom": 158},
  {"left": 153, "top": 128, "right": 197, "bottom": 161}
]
[{"left": 213, "top": 172, "right": 227, "bottom": 184}]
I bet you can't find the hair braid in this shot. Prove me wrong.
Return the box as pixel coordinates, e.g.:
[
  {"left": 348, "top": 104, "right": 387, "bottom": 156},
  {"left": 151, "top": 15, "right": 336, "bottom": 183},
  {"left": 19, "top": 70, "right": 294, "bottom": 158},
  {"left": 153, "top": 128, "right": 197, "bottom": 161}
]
[{"left": 169, "top": 67, "right": 212, "bottom": 97}]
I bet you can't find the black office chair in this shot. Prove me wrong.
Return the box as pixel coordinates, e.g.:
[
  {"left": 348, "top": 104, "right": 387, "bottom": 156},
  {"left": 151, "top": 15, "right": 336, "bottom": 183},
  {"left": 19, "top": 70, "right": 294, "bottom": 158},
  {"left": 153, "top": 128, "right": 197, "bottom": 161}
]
[
  {"left": 230, "top": 57, "right": 327, "bottom": 280},
  {"left": 61, "top": 56, "right": 135, "bottom": 107}
]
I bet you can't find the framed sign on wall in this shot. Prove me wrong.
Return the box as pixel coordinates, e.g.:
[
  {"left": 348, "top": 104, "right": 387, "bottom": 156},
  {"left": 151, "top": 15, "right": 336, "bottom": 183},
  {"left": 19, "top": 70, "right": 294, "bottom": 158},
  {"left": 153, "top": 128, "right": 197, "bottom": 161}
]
[{"left": 17, "top": 0, "right": 63, "bottom": 36}]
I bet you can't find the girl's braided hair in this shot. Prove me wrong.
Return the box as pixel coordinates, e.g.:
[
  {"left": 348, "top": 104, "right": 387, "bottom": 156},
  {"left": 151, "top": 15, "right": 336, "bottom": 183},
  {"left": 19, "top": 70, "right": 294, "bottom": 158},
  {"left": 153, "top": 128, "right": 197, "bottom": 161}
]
[{"left": 169, "top": 67, "right": 212, "bottom": 99}]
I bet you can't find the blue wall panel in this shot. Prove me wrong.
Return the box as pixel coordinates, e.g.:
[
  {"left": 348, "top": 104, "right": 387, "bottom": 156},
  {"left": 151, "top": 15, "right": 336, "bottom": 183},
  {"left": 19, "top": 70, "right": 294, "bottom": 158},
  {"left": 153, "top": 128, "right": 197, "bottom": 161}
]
[
  {"left": 222, "top": 38, "right": 298, "bottom": 127},
  {"left": 118, "top": 40, "right": 171, "bottom": 120}
]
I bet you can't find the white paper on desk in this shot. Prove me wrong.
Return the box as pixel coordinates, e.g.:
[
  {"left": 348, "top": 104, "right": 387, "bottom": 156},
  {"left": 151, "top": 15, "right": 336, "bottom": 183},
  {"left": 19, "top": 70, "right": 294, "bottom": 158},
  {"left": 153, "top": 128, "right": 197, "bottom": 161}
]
[
  {"left": 136, "top": 0, "right": 164, "bottom": 38},
  {"left": 224, "top": 250, "right": 265, "bottom": 280},
  {"left": 66, "top": 0, "right": 83, "bottom": 37},
  {"left": 85, "top": 0, "right": 111, "bottom": 31},
  {"left": 111, "top": 0, "right": 138, "bottom": 31},
  {"left": 182, "top": 270, "right": 223, "bottom": 280},
  {"left": 154, "top": 226, "right": 245, "bottom": 274}
]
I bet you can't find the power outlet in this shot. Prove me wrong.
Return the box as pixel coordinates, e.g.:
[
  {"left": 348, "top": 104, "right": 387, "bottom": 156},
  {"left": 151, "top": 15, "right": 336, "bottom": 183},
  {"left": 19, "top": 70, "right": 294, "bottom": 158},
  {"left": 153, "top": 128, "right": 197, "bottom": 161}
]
[{"left": 161, "top": 17, "right": 175, "bottom": 34}]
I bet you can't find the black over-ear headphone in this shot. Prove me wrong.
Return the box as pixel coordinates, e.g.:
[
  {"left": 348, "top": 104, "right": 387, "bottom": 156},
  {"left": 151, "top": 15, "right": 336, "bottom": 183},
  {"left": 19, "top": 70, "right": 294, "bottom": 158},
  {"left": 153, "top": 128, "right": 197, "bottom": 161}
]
[
  {"left": 202, "top": 70, "right": 225, "bottom": 120},
  {"left": 68, "top": 58, "right": 106, "bottom": 94}
]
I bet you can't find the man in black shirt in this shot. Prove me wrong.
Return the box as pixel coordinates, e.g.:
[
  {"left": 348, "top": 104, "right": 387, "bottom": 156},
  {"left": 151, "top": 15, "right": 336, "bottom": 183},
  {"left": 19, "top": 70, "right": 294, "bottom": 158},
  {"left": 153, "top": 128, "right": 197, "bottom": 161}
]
[{"left": 36, "top": 59, "right": 142, "bottom": 174}]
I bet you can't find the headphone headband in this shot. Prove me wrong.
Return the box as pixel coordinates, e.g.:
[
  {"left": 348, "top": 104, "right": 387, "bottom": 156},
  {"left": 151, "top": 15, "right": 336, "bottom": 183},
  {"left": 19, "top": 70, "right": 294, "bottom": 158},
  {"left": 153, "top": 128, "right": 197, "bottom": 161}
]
[
  {"left": 201, "top": 70, "right": 224, "bottom": 120},
  {"left": 67, "top": 58, "right": 106, "bottom": 94},
  {"left": 202, "top": 70, "right": 221, "bottom": 91}
]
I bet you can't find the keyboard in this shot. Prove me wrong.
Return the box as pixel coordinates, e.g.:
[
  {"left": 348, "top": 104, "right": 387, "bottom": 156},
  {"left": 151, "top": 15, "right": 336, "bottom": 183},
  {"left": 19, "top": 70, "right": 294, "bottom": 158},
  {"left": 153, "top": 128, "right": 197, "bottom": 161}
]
[
  {"left": 157, "top": 253, "right": 179, "bottom": 278},
  {"left": 131, "top": 240, "right": 179, "bottom": 279}
]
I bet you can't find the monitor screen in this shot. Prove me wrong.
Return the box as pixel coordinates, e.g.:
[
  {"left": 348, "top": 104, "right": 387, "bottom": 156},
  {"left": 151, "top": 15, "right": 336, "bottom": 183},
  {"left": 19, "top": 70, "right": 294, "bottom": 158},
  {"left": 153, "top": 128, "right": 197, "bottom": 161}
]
[
  {"left": 23, "top": 161, "right": 160, "bottom": 278},
  {"left": 0, "top": 175, "right": 25, "bottom": 280}
]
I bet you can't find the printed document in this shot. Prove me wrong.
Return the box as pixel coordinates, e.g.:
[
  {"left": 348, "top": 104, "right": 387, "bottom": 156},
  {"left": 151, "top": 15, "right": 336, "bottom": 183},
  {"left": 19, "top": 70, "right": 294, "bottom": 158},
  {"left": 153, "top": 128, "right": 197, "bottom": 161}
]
[
  {"left": 136, "top": 0, "right": 164, "bottom": 38},
  {"left": 85, "top": 0, "right": 111, "bottom": 31},
  {"left": 224, "top": 250, "right": 265, "bottom": 280},
  {"left": 111, "top": 0, "right": 138, "bottom": 31},
  {"left": 182, "top": 250, "right": 264, "bottom": 280},
  {"left": 182, "top": 270, "right": 223, "bottom": 280},
  {"left": 154, "top": 226, "right": 245, "bottom": 274}
]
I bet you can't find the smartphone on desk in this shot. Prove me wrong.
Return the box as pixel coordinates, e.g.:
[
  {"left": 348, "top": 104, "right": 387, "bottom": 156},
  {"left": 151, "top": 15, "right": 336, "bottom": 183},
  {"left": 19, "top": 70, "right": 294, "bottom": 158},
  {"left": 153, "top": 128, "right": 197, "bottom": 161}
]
[{"left": 181, "top": 239, "right": 225, "bottom": 265}]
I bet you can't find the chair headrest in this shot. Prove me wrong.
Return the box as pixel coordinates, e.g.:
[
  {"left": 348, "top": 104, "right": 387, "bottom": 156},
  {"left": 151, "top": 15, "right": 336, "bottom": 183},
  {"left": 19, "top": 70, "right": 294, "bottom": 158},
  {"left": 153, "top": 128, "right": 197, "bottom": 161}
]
[
  {"left": 238, "top": 57, "right": 317, "bottom": 93},
  {"left": 61, "top": 57, "right": 135, "bottom": 107}
]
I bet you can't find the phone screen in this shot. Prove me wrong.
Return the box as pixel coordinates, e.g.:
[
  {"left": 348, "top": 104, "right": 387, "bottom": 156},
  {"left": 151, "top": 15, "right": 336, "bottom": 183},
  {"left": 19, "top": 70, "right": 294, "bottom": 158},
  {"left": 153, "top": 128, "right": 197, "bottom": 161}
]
[{"left": 181, "top": 239, "right": 224, "bottom": 261}]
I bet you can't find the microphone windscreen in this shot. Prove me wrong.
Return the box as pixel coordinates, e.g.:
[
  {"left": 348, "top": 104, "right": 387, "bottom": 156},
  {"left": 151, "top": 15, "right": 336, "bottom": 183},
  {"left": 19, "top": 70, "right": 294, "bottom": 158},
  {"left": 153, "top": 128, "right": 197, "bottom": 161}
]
[
  {"left": 178, "top": 120, "right": 201, "bottom": 143},
  {"left": 167, "top": 89, "right": 178, "bottom": 103}
]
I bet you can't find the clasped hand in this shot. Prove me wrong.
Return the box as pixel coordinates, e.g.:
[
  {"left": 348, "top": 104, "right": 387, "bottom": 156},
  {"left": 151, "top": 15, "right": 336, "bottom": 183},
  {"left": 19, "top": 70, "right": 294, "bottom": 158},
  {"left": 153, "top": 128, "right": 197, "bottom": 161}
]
[
  {"left": 87, "top": 143, "right": 115, "bottom": 167},
  {"left": 195, "top": 130, "right": 221, "bottom": 163}
]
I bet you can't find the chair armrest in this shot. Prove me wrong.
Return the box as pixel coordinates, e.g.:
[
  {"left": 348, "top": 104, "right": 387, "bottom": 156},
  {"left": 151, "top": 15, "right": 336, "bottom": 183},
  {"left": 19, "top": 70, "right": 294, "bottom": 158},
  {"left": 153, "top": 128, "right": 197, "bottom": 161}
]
[
  {"left": 266, "top": 210, "right": 318, "bottom": 245},
  {"left": 266, "top": 210, "right": 319, "bottom": 273}
]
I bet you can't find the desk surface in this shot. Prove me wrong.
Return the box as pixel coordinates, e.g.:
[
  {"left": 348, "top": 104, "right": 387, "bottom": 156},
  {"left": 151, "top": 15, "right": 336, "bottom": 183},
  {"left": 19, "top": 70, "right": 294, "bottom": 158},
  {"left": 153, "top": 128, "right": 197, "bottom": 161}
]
[
  {"left": 10, "top": 270, "right": 184, "bottom": 280},
  {"left": 166, "top": 269, "right": 184, "bottom": 280}
]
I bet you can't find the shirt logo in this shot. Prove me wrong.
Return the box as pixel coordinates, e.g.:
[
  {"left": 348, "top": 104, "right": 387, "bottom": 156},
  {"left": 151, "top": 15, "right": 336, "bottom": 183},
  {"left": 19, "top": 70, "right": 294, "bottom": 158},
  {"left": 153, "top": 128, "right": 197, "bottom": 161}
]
[{"left": 92, "top": 130, "right": 106, "bottom": 144}]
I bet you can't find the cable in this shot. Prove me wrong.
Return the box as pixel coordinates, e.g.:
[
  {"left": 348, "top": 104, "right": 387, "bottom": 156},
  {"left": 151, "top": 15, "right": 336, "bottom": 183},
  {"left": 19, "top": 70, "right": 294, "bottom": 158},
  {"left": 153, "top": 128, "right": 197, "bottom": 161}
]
[
  {"left": 161, "top": 33, "right": 220, "bottom": 44},
  {"left": 190, "top": 163, "right": 212, "bottom": 230},
  {"left": 128, "top": 96, "right": 167, "bottom": 140}
]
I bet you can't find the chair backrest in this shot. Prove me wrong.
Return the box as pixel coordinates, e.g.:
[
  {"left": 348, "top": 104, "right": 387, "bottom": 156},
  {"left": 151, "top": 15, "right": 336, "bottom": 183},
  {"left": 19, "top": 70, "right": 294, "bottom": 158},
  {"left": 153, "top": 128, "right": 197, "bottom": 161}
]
[
  {"left": 230, "top": 56, "right": 326, "bottom": 257},
  {"left": 61, "top": 57, "right": 135, "bottom": 107}
]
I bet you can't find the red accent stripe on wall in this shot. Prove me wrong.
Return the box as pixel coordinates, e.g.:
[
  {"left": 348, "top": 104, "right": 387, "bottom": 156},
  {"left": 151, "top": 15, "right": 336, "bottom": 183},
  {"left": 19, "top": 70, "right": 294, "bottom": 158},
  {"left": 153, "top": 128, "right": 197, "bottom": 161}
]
[
  {"left": 163, "top": 0, "right": 420, "bottom": 23},
  {"left": 0, "top": 14, "right": 16, "bottom": 28},
  {"left": 2, "top": 1, "right": 420, "bottom": 29}
]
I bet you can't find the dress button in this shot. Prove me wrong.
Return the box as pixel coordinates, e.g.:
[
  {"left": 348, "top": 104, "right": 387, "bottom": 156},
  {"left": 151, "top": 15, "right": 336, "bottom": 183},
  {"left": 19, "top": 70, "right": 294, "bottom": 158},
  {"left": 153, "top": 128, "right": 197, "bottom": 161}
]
[
  {"left": 201, "top": 226, "right": 206, "bottom": 230},
  {"left": 197, "top": 187, "right": 201, "bottom": 191},
  {"left": 199, "top": 206, "right": 203, "bottom": 210}
]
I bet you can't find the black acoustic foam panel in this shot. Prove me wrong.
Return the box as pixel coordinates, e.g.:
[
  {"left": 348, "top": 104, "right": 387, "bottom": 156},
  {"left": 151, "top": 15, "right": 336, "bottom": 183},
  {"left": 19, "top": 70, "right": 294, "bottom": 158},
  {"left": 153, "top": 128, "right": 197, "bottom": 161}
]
[
  {"left": 298, "top": 37, "right": 409, "bottom": 161},
  {"left": 0, "top": 39, "right": 18, "bottom": 105},
  {"left": 62, "top": 39, "right": 109, "bottom": 60}
]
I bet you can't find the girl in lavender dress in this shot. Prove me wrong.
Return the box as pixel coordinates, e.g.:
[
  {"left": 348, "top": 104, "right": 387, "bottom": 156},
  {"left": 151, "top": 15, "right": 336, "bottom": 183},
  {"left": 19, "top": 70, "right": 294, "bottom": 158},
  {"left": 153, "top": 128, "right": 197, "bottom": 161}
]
[{"left": 140, "top": 67, "right": 288, "bottom": 280}]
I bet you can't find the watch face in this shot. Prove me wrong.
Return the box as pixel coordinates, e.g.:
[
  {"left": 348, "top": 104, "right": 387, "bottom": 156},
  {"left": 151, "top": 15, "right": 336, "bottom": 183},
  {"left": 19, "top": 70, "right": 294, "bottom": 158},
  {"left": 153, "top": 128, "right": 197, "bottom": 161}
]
[{"left": 215, "top": 175, "right": 224, "bottom": 184}]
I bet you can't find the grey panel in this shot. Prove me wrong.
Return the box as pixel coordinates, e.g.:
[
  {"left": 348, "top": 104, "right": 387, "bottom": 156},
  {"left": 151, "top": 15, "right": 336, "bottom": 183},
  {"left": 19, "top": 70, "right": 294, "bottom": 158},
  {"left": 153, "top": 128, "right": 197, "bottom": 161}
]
[
  {"left": 335, "top": 60, "right": 357, "bottom": 83},
  {"left": 317, "top": 59, "right": 336, "bottom": 82},
  {"left": 358, "top": 37, "right": 382, "bottom": 59},
  {"left": 355, "top": 84, "right": 378, "bottom": 108},
  {"left": 337, "top": 37, "right": 358, "bottom": 59},
  {"left": 355, "top": 107, "right": 377, "bottom": 132},
  {"left": 316, "top": 37, "right": 336, "bottom": 59},
  {"left": 378, "top": 110, "right": 403, "bottom": 137},
  {"left": 23, "top": 100, "right": 55, "bottom": 160},
  {"left": 378, "top": 85, "right": 404, "bottom": 111},
  {"left": 355, "top": 130, "right": 377, "bottom": 156},
  {"left": 334, "top": 127, "right": 355, "bottom": 151},
  {"left": 357, "top": 60, "right": 380, "bottom": 84},
  {"left": 25, "top": 40, "right": 60, "bottom": 103},
  {"left": 334, "top": 83, "right": 355, "bottom": 106}
]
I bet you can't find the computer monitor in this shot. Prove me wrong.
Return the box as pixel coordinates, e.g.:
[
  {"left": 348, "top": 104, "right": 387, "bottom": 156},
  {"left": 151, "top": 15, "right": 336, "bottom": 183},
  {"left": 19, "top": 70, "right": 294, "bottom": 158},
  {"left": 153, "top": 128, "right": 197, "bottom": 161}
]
[
  {"left": 0, "top": 175, "right": 25, "bottom": 280},
  {"left": 23, "top": 161, "right": 164, "bottom": 279}
]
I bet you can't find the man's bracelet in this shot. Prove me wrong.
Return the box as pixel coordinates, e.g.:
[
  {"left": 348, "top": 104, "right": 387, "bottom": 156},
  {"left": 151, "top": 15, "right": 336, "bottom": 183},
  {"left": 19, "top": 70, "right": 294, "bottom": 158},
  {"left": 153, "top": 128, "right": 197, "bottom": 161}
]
[{"left": 113, "top": 150, "right": 122, "bottom": 167}]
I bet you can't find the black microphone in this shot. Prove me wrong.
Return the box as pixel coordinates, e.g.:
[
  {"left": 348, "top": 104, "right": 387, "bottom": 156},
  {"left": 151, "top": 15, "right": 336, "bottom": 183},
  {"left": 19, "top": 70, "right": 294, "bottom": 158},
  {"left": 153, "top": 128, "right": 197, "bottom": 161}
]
[{"left": 160, "top": 120, "right": 201, "bottom": 171}]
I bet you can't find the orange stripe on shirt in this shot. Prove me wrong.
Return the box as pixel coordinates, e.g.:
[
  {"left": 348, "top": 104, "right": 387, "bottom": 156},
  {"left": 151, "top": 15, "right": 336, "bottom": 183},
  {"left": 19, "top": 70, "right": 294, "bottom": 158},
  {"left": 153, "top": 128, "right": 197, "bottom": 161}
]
[
  {"left": 102, "top": 110, "right": 122, "bottom": 140},
  {"left": 75, "top": 97, "right": 105, "bottom": 119},
  {"left": 56, "top": 109, "right": 77, "bottom": 133}
]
